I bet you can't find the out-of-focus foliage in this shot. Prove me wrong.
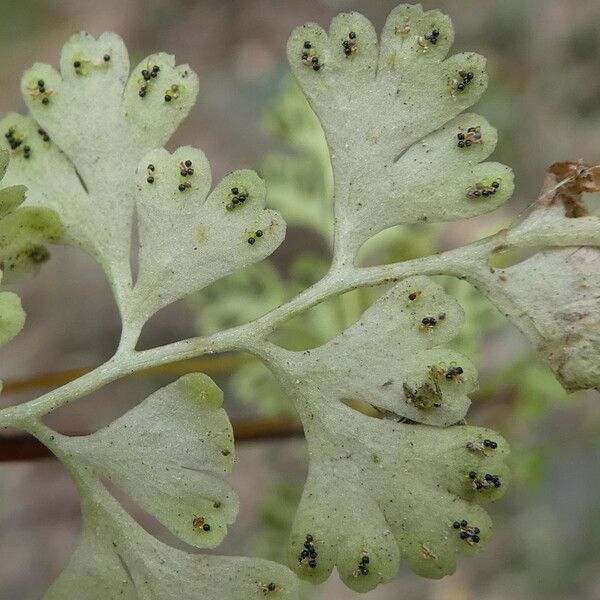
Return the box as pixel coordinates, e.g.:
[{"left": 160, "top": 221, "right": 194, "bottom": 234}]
[
  {"left": 258, "top": 77, "right": 334, "bottom": 243},
  {"left": 0, "top": 148, "right": 62, "bottom": 283},
  {"left": 253, "top": 481, "right": 302, "bottom": 564},
  {"left": 252, "top": 482, "right": 315, "bottom": 600},
  {"left": 0, "top": 147, "right": 61, "bottom": 395}
]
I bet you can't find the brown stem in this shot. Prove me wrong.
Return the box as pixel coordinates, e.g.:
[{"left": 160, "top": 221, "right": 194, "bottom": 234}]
[
  {"left": 0, "top": 416, "right": 303, "bottom": 462},
  {"left": 1, "top": 355, "right": 251, "bottom": 395}
]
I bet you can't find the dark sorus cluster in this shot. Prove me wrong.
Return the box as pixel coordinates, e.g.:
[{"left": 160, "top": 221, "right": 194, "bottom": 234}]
[
  {"left": 258, "top": 582, "right": 278, "bottom": 594},
  {"left": 28, "top": 79, "right": 51, "bottom": 105},
  {"left": 2, "top": 246, "right": 49, "bottom": 272},
  {"left": 457, "top": 126, "right": 482, "bottom": 148},
  {"left": 425, "top": 28, "right": 440, "bottom": 44},
  {"left": 73, "top": 53, "right": 111, "bottom": 76},
  {"left": 420, "top": 316, "right": 437, "bottom": 330},
  {"left": 430, "top": 363, "right": 463, "bottom": 384},
  {"left": 403, "top": 380, "right": 442, "bottom": 410},
  {"left": 466, "top": 438, "right": 498, "bottom": 455},
  {"left": 444, "top": 365, "right": 463, "bottom": 383},
  {"left": 146, "top": 163, "right": 155, "bottom": 184},
  {"left": 164, "top": 83, "right": 180, "bottom": 102},
  {"left": 418, "top": 28, "right": 440, "bottom": 49},
  {"left": 177, "top": 159, "right": 193, "bottom": 191},
  {"left": 419, "top": 313, "right": 445, "bottom": 332},
  {"left": 298, "top": 533, "right": 318, "bottom": 569},
  {"left": 138, "top": 64, "right": 160, "bottom": 97},
  {"left": 37, "top": 128, "right": 50, "bottom": 142},
  {"left": 5, "top": 127, "right": 21, "bottom": 150},
  {"left": 179, "top": 159, "right": 194, "bottom": 177},
  {"left": 301, "top": 41, "right": 322, "bottom": 71},
  {"left": 449, "top": 69, "right": 474, "bottom": 95},
  {"left": 192, "top": 515, "right": 211, "bottom": 532},
  {"left": 5, "top": 128, "right": 31, "bottom": 159},
  {"left": 352, "top": 551, "right": 370, "bottom": 577},
  {"left": 443, "top": 365, "right": 464, "bottom": 383},
  {"left": 452, "top": 520, "right": 480, "bottom": 545},
  {"left": 466, "top": 180, "right": 500, "bottom": 199},
  {"left": 342, "top": 31, "right": 357, "bottom": 56},
  {"left": 468, "top": 470, "right": 501, "bottom": 490},
  {"left": 247, "top": 229, "right": 263, "bottom": 245},
  {"left": 226, "top": 187, "right": 249, "bottom": 211}
]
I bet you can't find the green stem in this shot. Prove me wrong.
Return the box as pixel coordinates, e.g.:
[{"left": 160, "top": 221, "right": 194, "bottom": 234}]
[{"left": 0, "top": 228, "right": 511, "bottom": 427}]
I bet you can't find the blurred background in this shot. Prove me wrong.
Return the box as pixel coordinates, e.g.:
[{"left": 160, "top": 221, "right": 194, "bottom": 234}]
[{"left": 1, "top": 0, "right": 600, "bottom": 598}]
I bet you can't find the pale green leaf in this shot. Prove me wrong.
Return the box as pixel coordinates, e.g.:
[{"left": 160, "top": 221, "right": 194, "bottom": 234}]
[
  {"left": 0, "top": 270, "right": 26, "bottom": 396},
  {"left": 43, "top": 509, "right": 137, "bottom": 600},
  {"left": 45, "top": 373, "right": 300, "bottom": 599},
  {"left": 0, "top": 244, "right": 51, "bottom": 283},
  {"left": 0, "top": 286, "right": 25, "bottom": 347},
  {"left": 256, "top": 275, "right": 509, "bottom": 589},
  {"left": 268, "top": 277, "right": 477, "bottom": 426},
  {"left": 285, "top": 402, "right": 508, "bottom": 590},
  {"left": 0, "top": 112, "right": 90, "bottom": 252},
  {"left": 482, "top": 246, "right": 600, "bottom": 392},
  {"left": 0, "top": 184, "right": 27, "bottom": 219},
  {"left": 469, "top": 182, "right": 600, "bottom": 392},
  {"left": 44, "top": 493, "right": 300, "bottom": 600},
  {"left": 0, "top": 146, "right": 7, "bottom": 180},
  {"left": 505, "top": 202, "right": 600, "bottom": 249},
  {"left": 131, "top": 148, "right": 286, "bottom": 322},
  {"left": 0, "top": 150, "right": 27, "bottom": 359},
  {"left": 1, "top": 32, "right": 199, "bottom": 289},
  {"left": 0, "top": 147, "right": 62, "bottom": 281},
  {"left": 3, "top": 33, "right": 286, "bottom": 328},
  {"left": 287, "top": 5, "right": 514, "bottom": 259},
  {"left": 0, "top": 206, "right": 62, "bottom": 277},
  {"left": 61, "top": 374, "right": 238, "bottom": 549}
]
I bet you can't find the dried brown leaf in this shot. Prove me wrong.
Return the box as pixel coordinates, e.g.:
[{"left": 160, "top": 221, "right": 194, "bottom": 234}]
[{"left": 537, "top": 160, "right": 600, "bottom": 218}]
